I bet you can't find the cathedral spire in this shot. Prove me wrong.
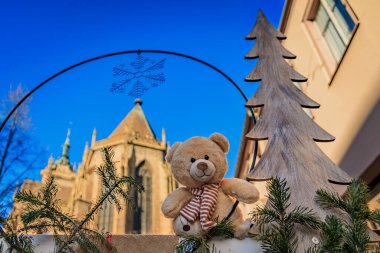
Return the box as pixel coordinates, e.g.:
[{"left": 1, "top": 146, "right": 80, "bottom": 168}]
[
  {"left": 48, "top": 154, "right": 54, "bottom": 166},
  {"left": 82, "top": 141, "right": 89, "bottom": 161},
  {"left": 161, "top": 128, "right": 166, "bottom": 146},
  {"left": 56, "top": 128, "right": 72, "bottom": 169},
  {"left": 91, "top": 128, "right": 97, "bottom": 147}
]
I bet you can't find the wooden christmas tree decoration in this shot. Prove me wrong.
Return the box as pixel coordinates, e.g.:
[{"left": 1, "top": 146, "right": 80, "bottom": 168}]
[{"left": 245, "top": 11, "right": 352, "bottom": 251}]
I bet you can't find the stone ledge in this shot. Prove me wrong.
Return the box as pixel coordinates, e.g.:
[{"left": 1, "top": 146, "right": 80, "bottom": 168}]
[
  {"left": 110, "top": 235, "right": 179, "bottom": 253},
  {"left": 1, "top": 234, "right": 179, "bottom": 253},
  {"left": 1, "top": 235, "right": 264, "bottom": 252}
]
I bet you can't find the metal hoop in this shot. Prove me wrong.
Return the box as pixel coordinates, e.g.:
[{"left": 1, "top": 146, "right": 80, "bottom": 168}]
[{"left": 0, "top": 49, "right": 258, "bottom": 220}]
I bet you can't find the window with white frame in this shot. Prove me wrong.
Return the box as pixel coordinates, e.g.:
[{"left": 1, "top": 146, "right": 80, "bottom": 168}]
[{"left": 313, "top": 0, "right": 356, "bottom": 63}]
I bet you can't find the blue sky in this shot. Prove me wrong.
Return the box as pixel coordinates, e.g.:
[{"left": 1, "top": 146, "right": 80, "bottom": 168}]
[{"left": 0, "top": 0, "right": 285, "bottom": 180}]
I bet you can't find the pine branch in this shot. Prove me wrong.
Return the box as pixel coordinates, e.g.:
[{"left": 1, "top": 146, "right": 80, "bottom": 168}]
[
  {"left": 176, "top": 219, "right": 235, "bottom": 253},
  {"left": 0, "top": 211, "right": 34, "bottom": 253},
  {"left": 370, "top": 210, "right": 380, "bottom": 225},
  {"left": 344, "top": 219, "right": 369, "bottom": 253},
  {"left": 344, "top": 180, "right": 371, "bottom": 220},
  {"left": 251, "top": 178, "right": 321, "bottom": 253},
  {"left": 55, "top": 147, "right": 143, "bottom": 252},
  {"left": 319, "top": 215, "right": 344, "bottom": 252},
  {"left": 266, "top": 178, "right": 291, "bottom": 214},
  {"left": 286, "top": 206, "right": 320, "bottom": 230},
  {"left": 315, "top": 189, "right": 346, "bottom": 211},
  {"left": 251, "top": 206, "right": 278, "bottom": 225},
  {"left": 314, "top": 180, "right": 380, "bottom": 252},
  {"left": 9, "top": 147, "right": 142, "bottom": 253}
]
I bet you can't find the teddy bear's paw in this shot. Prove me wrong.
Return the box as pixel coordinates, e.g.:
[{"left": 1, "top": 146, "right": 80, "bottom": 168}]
[
  {"left": 174, "top": 216, "right": 205, "bottom": 237},
  {"left": 234, "top": 219, "right": 252, "bottom": 239},
  {"left": 162, "top": 202, "right": 180, "bottom": 218},
  {"left": 237, "top": 186, "right": 260, "bottom": 204}
]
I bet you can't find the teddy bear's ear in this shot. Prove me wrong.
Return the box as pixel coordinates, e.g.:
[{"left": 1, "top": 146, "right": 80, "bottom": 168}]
[
  {"left": 165, "top": 142, "right": 181, "bottom": 163},
  {"left": 210, "top": 133, "right": 229, "bottom": 153}
]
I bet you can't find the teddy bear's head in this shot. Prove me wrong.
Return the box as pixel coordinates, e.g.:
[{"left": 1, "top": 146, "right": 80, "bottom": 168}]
[{"left": 165, "top": 133, "right": 229, "bottom": 188}]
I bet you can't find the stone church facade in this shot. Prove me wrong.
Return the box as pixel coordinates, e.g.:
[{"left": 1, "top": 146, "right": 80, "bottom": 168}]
[{"left": 10, "top": 99, "right": 176, "bottom": 235}]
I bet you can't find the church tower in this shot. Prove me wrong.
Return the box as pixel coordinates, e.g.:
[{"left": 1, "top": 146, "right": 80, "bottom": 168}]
[
  {"left": 40, "top": 129, "right": 76, "bottom": 213},
  {"left": 71, "top": 99, "right": 175, "bottom": 234},
  {"left": 10, "top": 129, "right": 76, "bottom": 229}
]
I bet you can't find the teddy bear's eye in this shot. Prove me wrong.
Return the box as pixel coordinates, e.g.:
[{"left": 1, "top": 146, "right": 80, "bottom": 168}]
[
  {"left": 190, "top": 157, "right": 196, "bottom": 163},
  {"left": 204, "top": 155, "right": 209, "bottom": 160}
]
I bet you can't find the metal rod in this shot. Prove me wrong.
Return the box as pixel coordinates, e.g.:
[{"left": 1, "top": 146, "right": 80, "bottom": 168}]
[{"left": 0, "top": 49, "right": 258, "bottom": 220}]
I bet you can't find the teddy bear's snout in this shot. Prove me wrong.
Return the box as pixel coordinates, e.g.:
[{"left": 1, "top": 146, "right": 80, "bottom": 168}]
[
  {"left": 196, "top": 162, "right": 208, "bottom": 171},
  {"left": 190, "top": 159, "right": 216, "bottom": 182}
]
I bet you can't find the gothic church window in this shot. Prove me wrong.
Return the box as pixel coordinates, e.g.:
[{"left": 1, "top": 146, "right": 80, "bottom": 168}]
[
  {"left": 98, "top": 195, "right": 113, "bottom": 233},
  {"left": 141, "top": 172, "right": 152, "bottom": 233},
  {"left": 134, "top": 164, "right": 152, "bottom": 234}
]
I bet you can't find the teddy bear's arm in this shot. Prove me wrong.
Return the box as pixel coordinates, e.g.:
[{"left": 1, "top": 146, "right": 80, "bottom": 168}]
[
  {"left": 221, "top": 178, "right": 260, "bottom": 204},
  {"left": 161, "top": 187, "right": 193, "bottom": 218}
]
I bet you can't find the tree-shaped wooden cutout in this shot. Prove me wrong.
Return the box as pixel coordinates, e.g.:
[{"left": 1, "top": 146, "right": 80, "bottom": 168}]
[{"left": 245, "top": 11, "right": 351, "bottom": 251}]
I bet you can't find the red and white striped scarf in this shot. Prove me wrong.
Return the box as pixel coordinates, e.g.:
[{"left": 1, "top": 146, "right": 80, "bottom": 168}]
[{"left": 180, "top": 183, "right": 219, "bottom": 231}]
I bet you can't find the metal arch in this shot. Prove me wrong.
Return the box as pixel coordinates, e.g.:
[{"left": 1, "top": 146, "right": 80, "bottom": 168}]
[
  {"left": 0, "top": 49, "right": 254, "bottom": 132},
  {"left": 0, "top": 49, "right": 258, "bottom": 219}
]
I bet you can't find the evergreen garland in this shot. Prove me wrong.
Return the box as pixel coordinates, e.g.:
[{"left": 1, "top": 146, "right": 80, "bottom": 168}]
[
  {"left": 1, "top": 147, "right": 143, "bottom": 253},
  {"left": 176, "top": 219, "right": 235, "bottom": 253},
  {"left": 313, "top": 179, "right": 380, "bottom": 253},
  {"left": 0, "top": 211, "right": 34, "bottom": 253},
  {"left": 251, "top": 177, "right": 320, "bottom": 253}
]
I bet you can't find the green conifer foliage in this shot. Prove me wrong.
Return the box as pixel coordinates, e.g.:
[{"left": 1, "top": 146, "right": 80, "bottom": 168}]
[
  {"left": 314, "top": 180, "right": 380, "bottom": 253},
  {"left": 176, "top": 219, "right": 235, "bottom": 253},
  {"left": 251, "top": 178, "right": 320, "bottom": 252},
  {"left": 1, "top": 147, "right": 143, "bottom": 253}
]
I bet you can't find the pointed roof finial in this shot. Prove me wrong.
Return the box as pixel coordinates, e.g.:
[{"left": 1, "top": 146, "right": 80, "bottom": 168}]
[
  {"left": 91, "top": 128, "right": 97, "bottom": 147},
  {"left": 48, "top": 154, "right": 54, "bottom": 166},
  {"left": 56, "top": 128, "right": 72, "bottom": 169},
  {"left": 65, "top": 128, "right": 71, "bottom": 145},
  {"left": 134, "top": 98, "right": 142, "bottom": 106},
  {"left": 84, "top": 141, "right": 89, "bottom": 154},
  {"left": 83, "top": 141, "right": 89, "bottom": 161},
  {"left": 161, "top": 128, "right": 166, "bottom": 146}
]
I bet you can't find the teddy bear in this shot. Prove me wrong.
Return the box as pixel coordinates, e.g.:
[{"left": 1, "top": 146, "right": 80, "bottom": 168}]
[{"left": 161, "top": 133, "right": 260, "bottom": 239}]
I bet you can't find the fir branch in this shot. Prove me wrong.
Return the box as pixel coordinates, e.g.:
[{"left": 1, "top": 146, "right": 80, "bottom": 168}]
[
  {"left": 266, "top": 177, "right": 291, "bottom": 214},
  {"left": 251, "top": 177, "right": 320, "bottom": 253},
  {"left": 314, "top": 179, "right": 380, "bottom": 252},
  {"left": 286, "top": 206, "right": 320, "bottom": 230},
  {"left": 251, "top": 206, "right": 278, "bottom": 225},
  {"left": 0, "top": 211, "right": 34, "bottom": 253},
  {"left": 344, "top": 219, "right": 369, "bottom": 253},
  {"left": 206, "top": 219, "right": 234, "bottom": 239},
  {"left": 318, "top": 215, "right": 344, "bottom": 253},
  {"left": 315, "top": 189, "right": 346, "bottom": 211},
  {"left": 55, "top": 147, "right": 143, "bottom": 253},
  {"left": 370, "top": 210, "right": 380, "bottom": 226},
  {"left": 176, "top": 219, "right": 235, "bottom": 253},
  {"left": 9, "top": 146, "right": 142, "bottom": 253}
]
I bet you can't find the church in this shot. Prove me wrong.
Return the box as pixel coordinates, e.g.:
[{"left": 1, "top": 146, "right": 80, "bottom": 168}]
[{"left": 10, "top": 99, "right": 176, "bottom": 235}]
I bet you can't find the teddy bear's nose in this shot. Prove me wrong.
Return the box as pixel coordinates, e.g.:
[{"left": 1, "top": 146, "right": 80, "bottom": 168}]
[{"left": 197, "top": 162, "right": 208, "bottom": 171}]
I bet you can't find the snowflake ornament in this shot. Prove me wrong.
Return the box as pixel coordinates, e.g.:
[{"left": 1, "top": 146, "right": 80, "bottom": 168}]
[{"left": 111, "top": 53, "right": 165, "bottom": 98}]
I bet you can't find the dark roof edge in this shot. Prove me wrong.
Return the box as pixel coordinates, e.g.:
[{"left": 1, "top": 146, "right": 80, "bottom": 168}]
[
  {"left": 234, "top": 111, "right": 253, "bottom": 178},
  {"left": 279, "top": 0, "right": 293, "bottom": 33}
]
